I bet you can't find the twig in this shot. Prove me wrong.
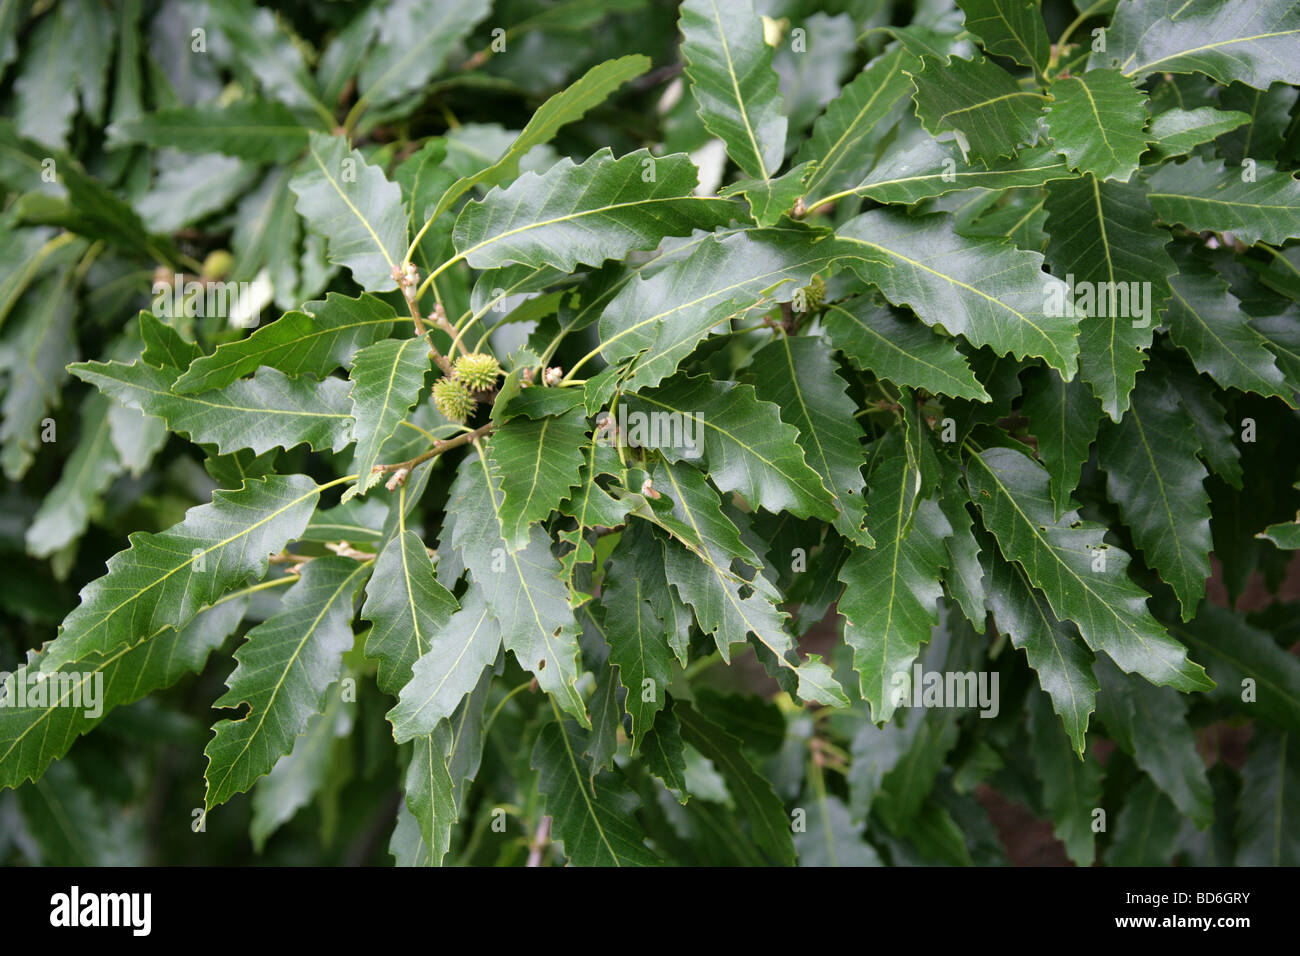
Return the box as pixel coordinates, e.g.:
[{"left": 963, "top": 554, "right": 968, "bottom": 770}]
[
  {"left": 526, "top": 816, "right": 552, "bottom": 867},
  {"left": 394, "top": 263, "right": 456, "bottom": 374},
  {"left": 431, "top": 302, "right": 469, "bottom": 358},
  {"left": 376, "top": 422, "right": 496, "bottom": 486}
]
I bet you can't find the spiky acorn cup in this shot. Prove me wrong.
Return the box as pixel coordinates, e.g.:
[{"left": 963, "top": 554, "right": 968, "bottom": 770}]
[
  {"left": 433, "top": 376, "right": 476, "bottom": 423},
  {"left": 454, "top": 352, "right": 502, "bottom": 392}
]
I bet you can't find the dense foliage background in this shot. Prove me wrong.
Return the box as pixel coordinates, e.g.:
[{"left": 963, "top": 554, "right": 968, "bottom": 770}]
[{"left": 1, "top": 0, "right": 1299, "bottom": 867}]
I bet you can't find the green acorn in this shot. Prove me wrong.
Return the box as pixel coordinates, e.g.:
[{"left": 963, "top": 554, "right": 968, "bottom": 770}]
[
  {"left": 453, "top": 352, "right": 502, "bottom": 392},
  {"left": 433, "top": 376, "right": 476, "bottom": 422}
]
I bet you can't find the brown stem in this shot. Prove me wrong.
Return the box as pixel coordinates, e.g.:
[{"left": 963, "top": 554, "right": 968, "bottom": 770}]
[
  {"left": 431, "top": 302, "right": 469, "bottom": 358},
  {"left": 403, "top": 288, "right": 428, "bottom": 338},
  {"left": 376, "top": 422, "right": 495, "bottom": 480}
]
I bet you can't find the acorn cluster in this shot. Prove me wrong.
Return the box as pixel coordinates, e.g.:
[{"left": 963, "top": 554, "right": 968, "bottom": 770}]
[{"left": 432, "top": 352, "right": 502, "bottom": 422}]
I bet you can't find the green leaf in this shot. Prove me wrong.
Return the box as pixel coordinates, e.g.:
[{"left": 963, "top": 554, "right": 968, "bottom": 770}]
[
  {"left": 958, "top": 0, "right": 1050, "bottom": 74},
  {"left": 1236, "top": 728, "right": 1300, "bottom": 865},
  {"left": 174, "top": 292, "right": 397, "bottom": 394},
  {"left": 848, "top": 720, "right": 911, "bottom": 820},
  {"left": 651, "top": 462, "right": 780, "bottom": 638},
  {"left": 746, "top": 335, "right": 871, "bottom": 544},
  {"left": 679, "top": 0, "right": 787, "bottom": 179},
  {"left": 601, "top": 537, "right": 675, "bottom": 749},
  {"left": 0, "top": 266, "right": 76, "bottom": 480},
  {"left": 0, "top": 591, "right": 248, "bottom": 790},
  {"left": 852, "top": 137, "right": 1074, "bottom": 205},
  {"left": 1107, "top": 776, "right": 1178, "bottom": 866},
  {"left": 361, "top": 530, "right": 460, "bottom": 697},
  {"left": 387, "top": 583, "right": 500, "bottom": 743},
  {"left": 719, "top": 162, "right": 811, "bottom": 227},
  {"left": 674, "top": 699, "right": 795, "bottom": 865},
  {"left": 838, "top": 436, "right": 952, "bottom": 722},
  {"left": 25, "top": 394, "right": 122, "bottom": 559},
  {"left": 909, "top": 55, "right": 1047, "bottom": 163},
  {"left": 1165, "top": 264, "right": 1297, "bottom": 404},
  {"left": 355, "top": 0, "right": 491, "bottom": 115},
  {"left": 823, "top": 296, "right": 989, "bottom": 401},
  {"left": 1171, "top": 603, "right": 1300, "bottom": 735},
  {"left": 1256, "top": 311, "right": 1300, "bottom": 400},
  {"left": 1097, "top": 367, "right": 1212, "bottom": 620},
  {"left": 1027, "top": 687, "right": 1103, "bottom": 865},
  {"left": 1167, "top": 363, "right": 1243, "bottom": 489},
  {"left": 1146, "top": 106, "right": 1251, "bottom": 158},
  {"left": 0, "top": 225, "right": 67, "bottom": 335},
  {"left": 640, "top": 704, "right": 689, "bottom": 801},
  {"left": 1020, "top": 364, "right": 1104, "bottom": 521},
  {"left": 1107, "top": 0, "right": 1300, "bottom": 90},
  {"left": 580, "top": 625, "right": 622, "bottom": 778},
  {"left": 1095, "top": 657, "right": 1213, "bottom": 828},
  {"left": 531, "top": 720, "right": 660, "bottom": 866},
  {"left": 489, "top": 406, "right": 590, "bottom": 551},
  {"left": 139, "top": 312, "right": 202, "bottom": 370},
  {"left": 983, "top": 543, "right": 1097, "bottom": 753},
  {"left": 251, "top": 677, "right": 354, "bottom": 852},
  {"left": 838, "top": 209, "right": 1078, "bottom": 376},
  {"left": 1045, "top": 69, "right": 1149, "bottom": 182},
  {"left": 422, "top": 55, "right": 650, "bottom": 228},
  {"left": 204, "top": 557, "right": 370, "bottom": 808},
  {"left": 796, "top": 793, "right": 883, "bottom": 866},
  {"left": 442, "top": 446, "right": 589, "bottom": 725},
  {"left": 604, "top": 519, "right": 692, "bottom": 666},
  {"left": 873, "top": 708, "right": 962, "bottom": 835},
  {"left": 623, "top": 373, "right": 836, "bottom": 521},
  {"left": 13, "top": 0, "right": 112, "bottom": 148},
  {"left": 228, "top": 170, "right": 305, "bottom": 310},
  {"left": 207, "top": 0, "right": 327, "bottom": 116},
  {"left": 1260, "top": 499, "right": 1300, "bottom": 550},
  {"left": 2, "top": 123, "right": 179, "bottom": 264},
  {"left": 403, "top": 727, "right": 457, "bottom": 866},
  {"left": 453, "top": 148, "right": 737, "bottom": 271},
  {"left": 1042, "top": 175, "right": 1174, "bottom": 420},
  {"left": 71, "top": 360, "right": 354, "bottom": 456},
  {"left": 599, "top": 224, "right": 850, "bottom": 392},
  {"left": 557, "top": 440, "right": 637, "bottom": 590},
  {"left": 136, "top": 156, "right": 262, "bottom": 234},
  {"left": 649, "top": 460, "right": 843, "bottom": 705},
  {"left": 937, "top": 457, "right": 986, "bottom": 633},
  {"left": 291, "top": 132, "right": 408, "bottom": 292},
  {"left": 967, "top": 445, "right": 1213, "bottom": 692},
  {"left": 344, "top": 338, "right": 431, "bottom": 501},
  {"left": 40, "top": 475, "right": 322, "bottom": 671},
  {"left": 795, "top": 45, "right": 919, "bottom": 207},
  {"left": 391, "top": 672, "right": 492, "bottom": 866},
  {"left": 16, "top": 760, "right": 132, "bottom": 865},
  {"left": 1146, "top": 156, "right": 1300, "bottom": 245},
  {"left": 108, "top": 101, "right": 312, "bottom": 163}
]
